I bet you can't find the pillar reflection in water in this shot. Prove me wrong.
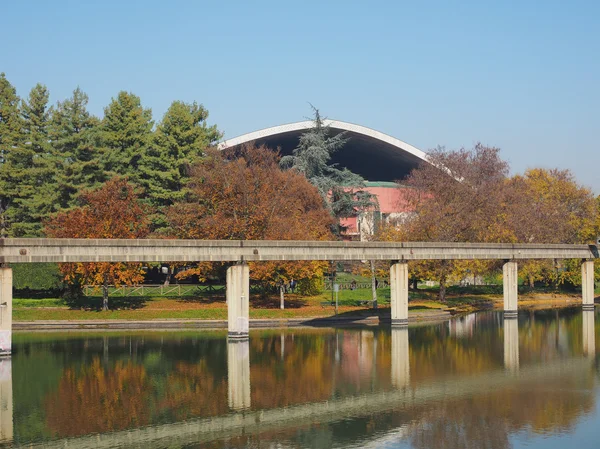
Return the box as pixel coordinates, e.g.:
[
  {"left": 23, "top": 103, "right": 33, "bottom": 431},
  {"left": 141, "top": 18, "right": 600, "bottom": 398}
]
[
  {"left": 227, "top": 340, "right": 251, "bottom": 411},
  {"left": 503, "top": 318, "right": 519, "bottom": 373},
  {"left": 391, "top": 328, "right": 410, "bottom": 389},
  {"left": 0, "top": 359, "right": 12, "bottom": 443},
  {"left": 582, "top": 311, "right": 595, "bottom": 358}
]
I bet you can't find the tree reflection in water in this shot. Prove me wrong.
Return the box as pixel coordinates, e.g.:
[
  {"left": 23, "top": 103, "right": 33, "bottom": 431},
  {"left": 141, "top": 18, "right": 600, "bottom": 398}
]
[{"left": 8, "top": 308, "right": 599, "bottom": 447}]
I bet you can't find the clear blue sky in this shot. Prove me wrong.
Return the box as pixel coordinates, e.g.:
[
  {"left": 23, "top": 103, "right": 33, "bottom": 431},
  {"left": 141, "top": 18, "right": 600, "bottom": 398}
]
[{"left": 3, "top": 0, "right": 599, "bottom": 191}]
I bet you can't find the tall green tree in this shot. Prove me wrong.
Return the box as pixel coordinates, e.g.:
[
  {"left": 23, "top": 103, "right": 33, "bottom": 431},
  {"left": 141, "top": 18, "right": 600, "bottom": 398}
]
[
  {"left": 280, "top": 107, "right": 376, "bottom": 234},
  {"left": 0, "top": 73, "right": 23, "bottom": 237},
  {"left": 280, "top": 106, "right": 378, "bottom": 303},
  {"left": 99, "top": 91, "right": 153, "bottom": 181},
  {"left": 3, "top": 84, "right": 58, "bottom": 236},
  {"left": 50, "top": 87, "right": 103, "bottom": 209},
  {"left": 138, "top": 100, "right": 221, "bottom": 231}
]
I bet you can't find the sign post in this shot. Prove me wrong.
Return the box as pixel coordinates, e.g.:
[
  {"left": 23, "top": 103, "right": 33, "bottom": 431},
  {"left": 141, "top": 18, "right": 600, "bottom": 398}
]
[{"left": 334, "top": 283, "right": 339, "bottom": 315}]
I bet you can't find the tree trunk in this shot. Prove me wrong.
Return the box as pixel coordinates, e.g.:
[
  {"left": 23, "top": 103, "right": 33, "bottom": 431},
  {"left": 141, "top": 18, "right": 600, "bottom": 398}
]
[
  {"left": 439, "top": 276, "right": 447, "bottom": 302},
  {"left": 370, "top": 260, "right": 378, "bottom": 309},
  {"left": 412, "top": 278, "right": 418, "bottom": 291},
  {"left": 330, "top": 261, "right": 336, "bottom": 304},
  {"left": 163, "top": 265, "right": 172, "bottom": 286},
  {"left": 280, "top": 285, "right": 285, "bottom": 310},
  {"left": 553, "top": 259, "right": 559, "bottom": 290},
  {"left": 438, "top": 260, "right": 449, "bottom": 302},
  {"left": 102, "top": 274, "right": 109, "bottom": 311}
]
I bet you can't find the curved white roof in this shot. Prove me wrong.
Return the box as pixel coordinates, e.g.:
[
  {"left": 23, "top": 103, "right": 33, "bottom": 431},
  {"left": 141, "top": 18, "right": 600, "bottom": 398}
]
[
  {"left": 218, "top": 120, "right": 431, "bottom": 182},
  {"left": 219, "top": 119, "right": 427, "bottom": 162}
]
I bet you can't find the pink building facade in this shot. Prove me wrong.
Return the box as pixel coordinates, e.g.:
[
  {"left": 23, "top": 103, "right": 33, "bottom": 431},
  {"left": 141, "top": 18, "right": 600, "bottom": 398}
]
[{"left": 340, "top": 182, "right": 414, "bottom": 240}]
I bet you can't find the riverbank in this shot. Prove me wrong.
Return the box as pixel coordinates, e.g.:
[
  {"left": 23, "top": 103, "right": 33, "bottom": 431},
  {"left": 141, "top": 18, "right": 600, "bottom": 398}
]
[
  {"left": 13, "top": 308, "right": 453, "bottom": 331},
  {"left": 11, "top": 289, "right": 441, "bottom": 322},
  {"left": 11, "top": 288, "right": 595, "bottom": 331}
]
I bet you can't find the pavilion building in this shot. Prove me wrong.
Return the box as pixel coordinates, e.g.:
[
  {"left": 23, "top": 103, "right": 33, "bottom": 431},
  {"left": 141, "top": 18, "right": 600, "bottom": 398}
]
[{"left": 218, "top": 120, "right": 427, "bottom": 240}]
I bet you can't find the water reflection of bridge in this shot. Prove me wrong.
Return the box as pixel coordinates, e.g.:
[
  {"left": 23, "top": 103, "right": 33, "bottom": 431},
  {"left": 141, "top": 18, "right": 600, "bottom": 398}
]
[{"left": 3, "top": 312, "right": 596, "bottom": 448}]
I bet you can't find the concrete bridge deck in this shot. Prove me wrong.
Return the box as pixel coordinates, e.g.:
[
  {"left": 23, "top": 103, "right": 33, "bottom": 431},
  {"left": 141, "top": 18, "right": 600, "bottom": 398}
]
[
  {"left": 0, "top": 238, "right": 596, "bottom": 344},
  {"left": 0, "top": 238, "right": 597, "bottom": 263}
]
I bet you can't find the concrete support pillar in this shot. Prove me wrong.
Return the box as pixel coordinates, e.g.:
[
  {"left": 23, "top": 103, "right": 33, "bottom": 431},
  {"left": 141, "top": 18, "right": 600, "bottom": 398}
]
[
  {"left": 582, "top": 260, "right": 595, "bottom": 311},
  {"left": 227, "top": 263, "right": 249, "bottom": 340},
  {"left": 227, "top": 340, "right": 251, "bottom": 411},
  {"left": 503, "top": 261, "right": 518, "bottom": 319},
  {"left": 0, "top": 359, "right": 11, "bottom": 443},
  {"left": 390, "top": 261, "right": 408, "bottom": 327},
  {"left": 0, "top": 359, "right": 11, "bottom": 444},
  {"left": 503, "top": 318, "right": 519, "bottom": 373},
  {"left": 583, "top": 310, "right": 595, "bottom": 358},
  {"left": 391, "top": 328, "right": 410, "bottom": 389},
  {"left": 0, "top": 269, "right": 12, "bottom": 356}
]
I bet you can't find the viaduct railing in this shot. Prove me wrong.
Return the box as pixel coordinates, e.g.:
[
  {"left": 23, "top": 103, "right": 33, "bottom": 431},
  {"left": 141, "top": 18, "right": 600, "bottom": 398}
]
[{"left": 82, "top": 284, "right": 225, "bottom": 297}]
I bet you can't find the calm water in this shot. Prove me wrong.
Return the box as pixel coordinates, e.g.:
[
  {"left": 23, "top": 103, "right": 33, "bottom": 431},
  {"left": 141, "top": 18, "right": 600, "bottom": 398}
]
[{"left": 2, "top": 308, "right": 600, "bottom": 448}]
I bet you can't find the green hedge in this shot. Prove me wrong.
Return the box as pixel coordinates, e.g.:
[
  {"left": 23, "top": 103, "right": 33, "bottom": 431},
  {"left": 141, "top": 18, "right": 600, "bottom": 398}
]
[{"left": 12, "top": 263, "right": 63, "bottom": 293}]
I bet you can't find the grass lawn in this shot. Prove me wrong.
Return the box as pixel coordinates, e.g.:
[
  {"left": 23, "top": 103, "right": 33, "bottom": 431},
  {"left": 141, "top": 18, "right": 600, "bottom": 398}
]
[
  {"left": 13, "top": 298, "right": 66, "bottom": 308},
  {"left": 13, "top": 283, "right": 584, "bottom": 322},
  {"left": 333, "top": 272, "right": 373, "bottom": 283},
  {"left": 13, "top": 299, "right": 372, "bottom": 321},
  {"left": 12, "top": 287, "right": 456, "bottom": 321}
]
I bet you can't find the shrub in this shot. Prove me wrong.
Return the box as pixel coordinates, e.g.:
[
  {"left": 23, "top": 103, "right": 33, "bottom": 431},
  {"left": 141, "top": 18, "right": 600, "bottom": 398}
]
[
  {"left": 12, "top": 263, "right": 63, "bottom": 297},
  {"left": 297, "top": 276, "right": 324, "bottom": 296}
]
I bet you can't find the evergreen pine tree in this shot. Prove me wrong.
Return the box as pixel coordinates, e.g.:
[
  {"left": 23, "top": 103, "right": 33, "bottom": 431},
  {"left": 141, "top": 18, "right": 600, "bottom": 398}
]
[
  {"left": 50, "top": 87, "right": 103, "bottom": 208},
  {"left": 138, "top": 100, "right": 221, "bottom": 232},
  {"left": 4, "top": 84, "right": 58, "bottom": 236},
  {"left": 99, "top": 91, "right": 153, "bottom": 181},
  {"left": 0, "top": 73, "right": 23, "bottom": 237},
  {"left": 280, "top": 107, "right": 377, "bottom": 234}
]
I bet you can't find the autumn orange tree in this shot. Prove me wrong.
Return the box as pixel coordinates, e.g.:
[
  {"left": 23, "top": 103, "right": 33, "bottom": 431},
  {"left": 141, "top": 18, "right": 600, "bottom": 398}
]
[
  {"left": 381, "top": 144, "right": 510, "bottom": 301},
  {"left": 167, "top": 145, "right": 333, "bottom": 295},
  {"left": 45, "top": 177, "right": 150, "bottom": 310}
]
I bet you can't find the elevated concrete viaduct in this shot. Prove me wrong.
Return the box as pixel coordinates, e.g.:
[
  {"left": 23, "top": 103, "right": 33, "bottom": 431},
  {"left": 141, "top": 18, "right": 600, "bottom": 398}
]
[{"left": 0, "top": 239, "right": 597, "bottom": 348}]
